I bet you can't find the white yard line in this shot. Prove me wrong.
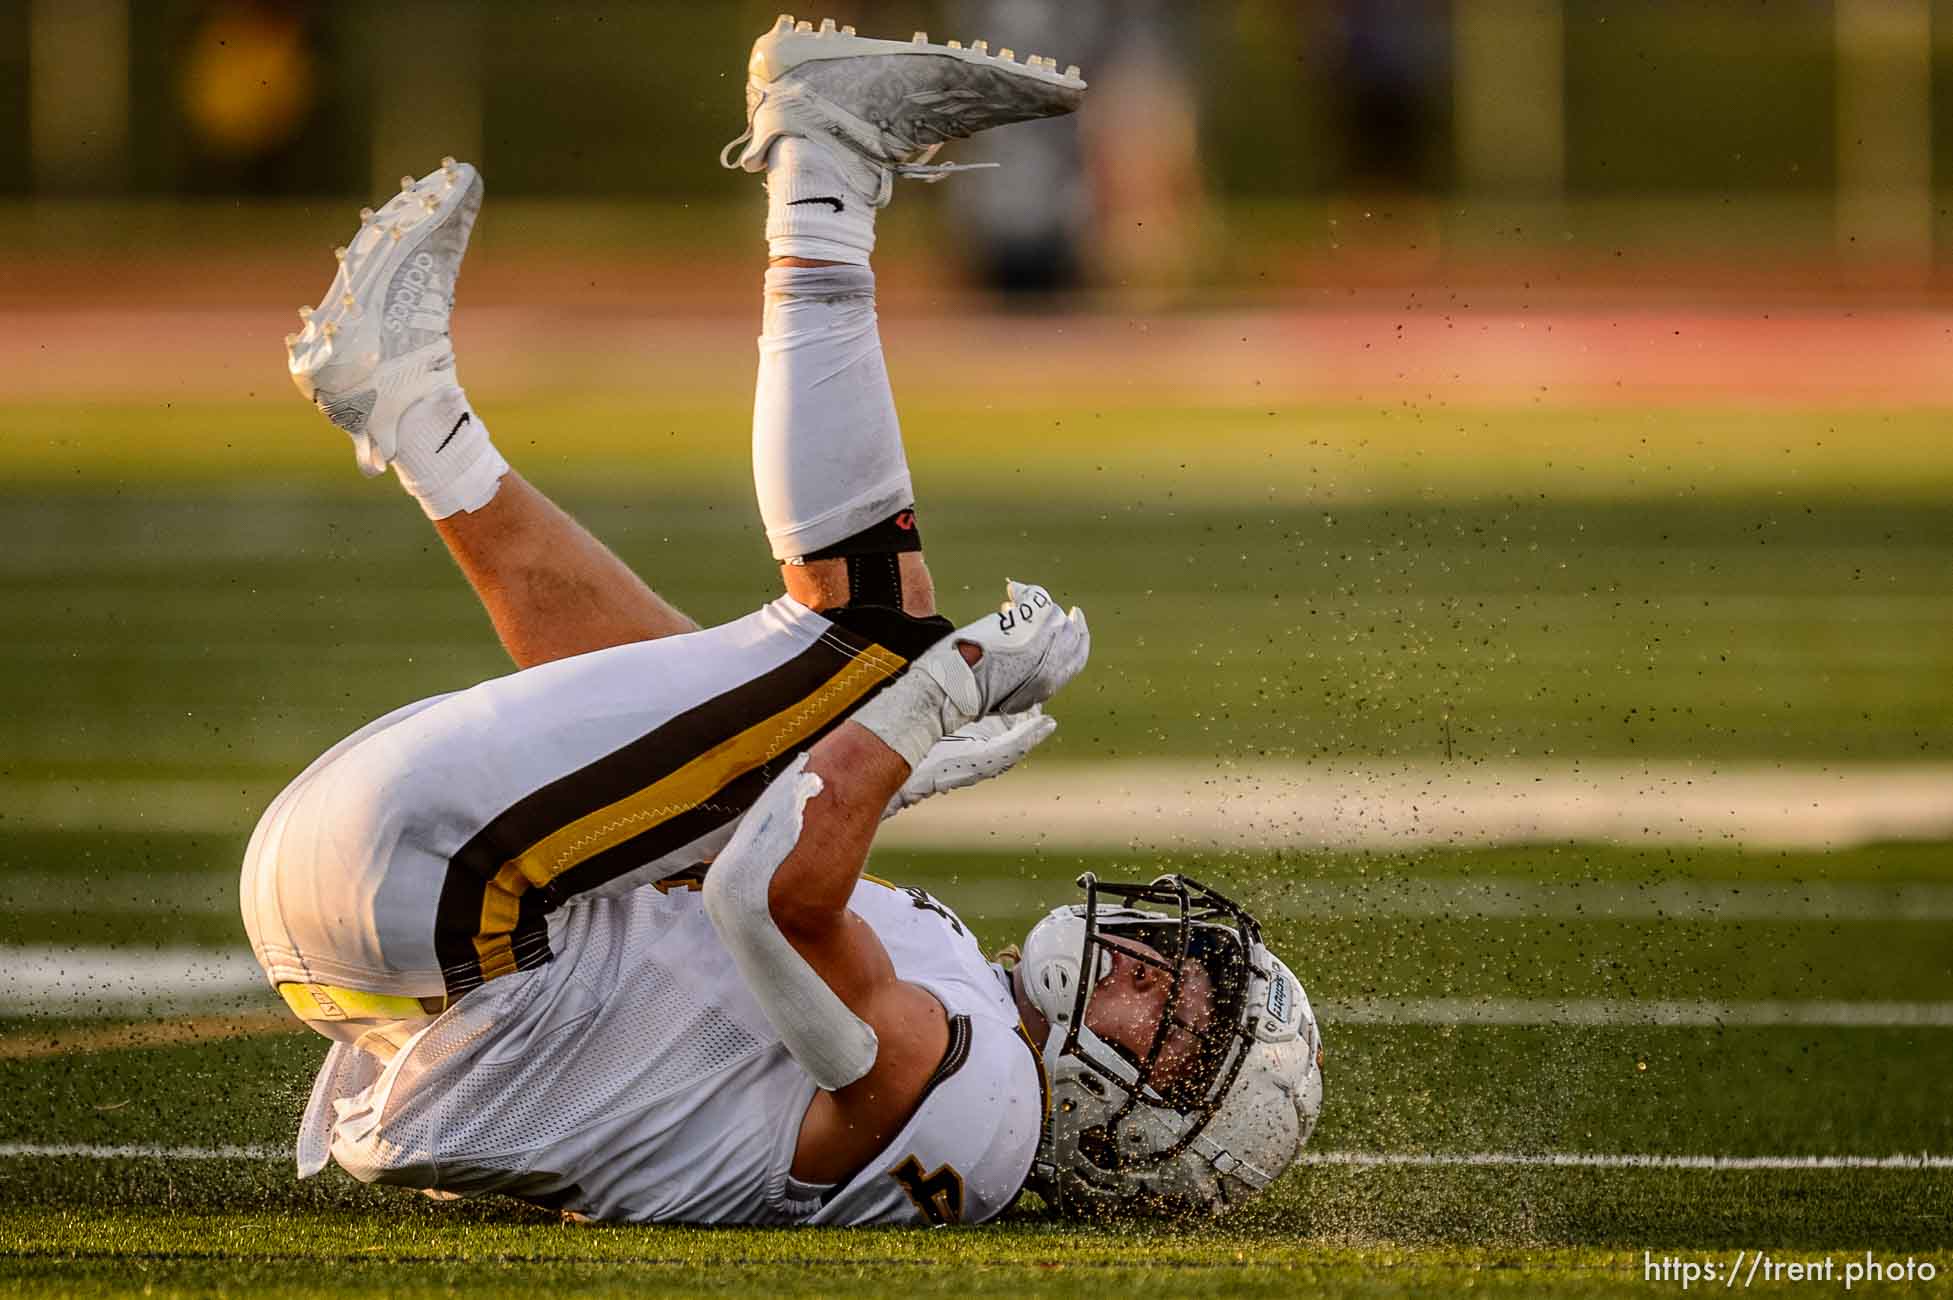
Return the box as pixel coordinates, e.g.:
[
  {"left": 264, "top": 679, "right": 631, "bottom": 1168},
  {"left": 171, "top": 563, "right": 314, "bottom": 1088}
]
[
  {"left": 5, "top": 946, "right": 1952, "bottom": 1028},
  {"left": 880, "top": 759, "right": 1953, "bottom": 853},
  {"left": 0, "top": 1143, "right": 1943, "bottom": 1171},
  {"left": 905, "top": 876, "right": 1953, "bottom": 924},
  {"left": 19, "top": 873, "right": 1953, "bottom": 923},
  {"left": 0, "top": 1143, "right": 286, "bottom": 1161},
  {"left": 6, "top": 760, "right": 1953, "bottom": 848},
  {"left": 1295, "top": 1152, "right": 1953, "bottom": 1171},
  {"left": 1323, "top": 998, "right": 1953, "bottom": 1028},
  {"left": 0, "top": 947, "right": 265, "bottom": 1014}
]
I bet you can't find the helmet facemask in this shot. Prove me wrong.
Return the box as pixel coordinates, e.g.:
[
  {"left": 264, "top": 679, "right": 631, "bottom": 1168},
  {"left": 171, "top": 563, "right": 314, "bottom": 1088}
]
[{"left": 1018, "top": 872, "right": 1321, "bottom": 1219}]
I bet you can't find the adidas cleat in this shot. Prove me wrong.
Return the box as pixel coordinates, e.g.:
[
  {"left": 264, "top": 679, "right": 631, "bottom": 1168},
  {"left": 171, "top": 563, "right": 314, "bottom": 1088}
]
[
  {"left": 719, "top": 14, "right": 1087, "bottom": 206},
  {"left": 286, "top": 158, "right": 483, "bottom": 476}
]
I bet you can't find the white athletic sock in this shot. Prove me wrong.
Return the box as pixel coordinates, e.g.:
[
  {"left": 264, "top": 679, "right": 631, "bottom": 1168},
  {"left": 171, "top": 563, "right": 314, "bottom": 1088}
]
[
  {"left": 765, "top": 137, "right": 878, "bottom": 264},
  {"left": 390, "top": 385, "right": 508, "bottom": 520},
  {"left": 752, "top": 264, "right": 913, "bottom": 559}
]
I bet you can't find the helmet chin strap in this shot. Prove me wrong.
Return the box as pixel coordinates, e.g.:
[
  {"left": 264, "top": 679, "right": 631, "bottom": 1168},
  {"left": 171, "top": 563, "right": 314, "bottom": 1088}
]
[{"left": 1039, "top": 1004, "right": 1067, "bottom": 1064}]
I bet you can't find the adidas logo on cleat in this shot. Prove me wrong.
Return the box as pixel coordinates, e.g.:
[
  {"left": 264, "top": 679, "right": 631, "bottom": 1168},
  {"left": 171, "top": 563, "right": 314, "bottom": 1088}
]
[{"left": 385, "top": 252, "right": 442, "bottom": 335}]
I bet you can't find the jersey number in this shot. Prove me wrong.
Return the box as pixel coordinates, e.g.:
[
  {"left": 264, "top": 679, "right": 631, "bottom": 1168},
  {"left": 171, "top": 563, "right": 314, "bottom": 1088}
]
[
  {"left": 888, "top": 1154, "right": 965, "bottom": 1225},
  {"left": 902, "top": 886, "right": 964, "bottom": 936}
]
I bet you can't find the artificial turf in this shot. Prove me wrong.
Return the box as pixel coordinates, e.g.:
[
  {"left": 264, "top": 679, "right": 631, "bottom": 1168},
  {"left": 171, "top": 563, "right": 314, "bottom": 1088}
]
[
  {"left": 3, "top": 400, "right": 1948, "bottom": 1294},
  {"left": 4, "top": 484, "right": 1948, "bottom": 788},
  {"left": 2, "top": 1211, "right": 1949, "bottom": 1298}
]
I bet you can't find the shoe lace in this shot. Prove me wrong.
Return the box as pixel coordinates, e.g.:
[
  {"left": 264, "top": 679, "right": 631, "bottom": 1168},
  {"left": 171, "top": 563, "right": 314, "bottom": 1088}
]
[
  {"left": 720, "top": 123, "right": 999, "bottom": 187},
  {"left": 718, "top": 98, "right": 1001, "bottom": 193},
  {"left": 893, "top": 160, "right": 1000, "bottom": 183},
  {"left": 718, "top": 126, "right": 754, "bottom": 171}
]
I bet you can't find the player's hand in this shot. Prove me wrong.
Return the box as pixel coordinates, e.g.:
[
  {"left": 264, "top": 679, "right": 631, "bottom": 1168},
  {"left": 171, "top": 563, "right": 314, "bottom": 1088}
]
[
  {"left": 882, "top": 707, "right": 1058, "bottom": 819},
  {"left": 949, "top": 580, "right": 1091, "bottom": 716}
]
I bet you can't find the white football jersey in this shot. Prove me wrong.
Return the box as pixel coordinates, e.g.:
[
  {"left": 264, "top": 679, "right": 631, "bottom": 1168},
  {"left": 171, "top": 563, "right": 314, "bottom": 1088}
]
[
  {"left": 241, "top": 597, "right": 944, "bottom": 1002},
  {"left": 305, "top": 877, "right": 1047, "bottom": 1226},
  {"left": 245, "top": 595, "right": 1041, "bottom": 1223}
]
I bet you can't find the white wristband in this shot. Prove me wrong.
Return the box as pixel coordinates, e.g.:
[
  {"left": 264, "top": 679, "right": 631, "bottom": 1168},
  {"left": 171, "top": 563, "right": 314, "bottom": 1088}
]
[{"left": 850, "top": 642, "right": 982, "bottom": 770}]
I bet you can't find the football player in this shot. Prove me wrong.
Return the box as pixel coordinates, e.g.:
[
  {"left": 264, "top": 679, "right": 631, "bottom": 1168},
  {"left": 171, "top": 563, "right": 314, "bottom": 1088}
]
[{"left": 244, "top": 16, "right": 1321, "bottom": 1225}]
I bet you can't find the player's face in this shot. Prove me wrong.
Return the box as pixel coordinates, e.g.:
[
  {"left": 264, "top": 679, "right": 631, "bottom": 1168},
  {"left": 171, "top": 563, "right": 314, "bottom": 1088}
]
[{"left": 1080, "top": 935, "right": 1215, "bottom": 1095}]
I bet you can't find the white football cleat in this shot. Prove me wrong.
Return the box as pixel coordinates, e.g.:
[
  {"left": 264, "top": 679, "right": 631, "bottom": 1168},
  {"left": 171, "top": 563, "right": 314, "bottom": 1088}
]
[
  {"left": 286, "top": 158, "right": 483, "bottom": 476},
  {"left": 719, "top": 14, "right": 1087, "bottom": 206}
]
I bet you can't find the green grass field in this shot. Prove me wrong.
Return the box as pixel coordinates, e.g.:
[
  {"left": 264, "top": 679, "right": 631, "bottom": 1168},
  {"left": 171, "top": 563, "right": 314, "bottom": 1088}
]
[
  {"left": 6, "top": 395, "right": 1951, "bottom": 777},
  {"left": 2, "top": 397, "right": 1949, "bottom": 1295}
]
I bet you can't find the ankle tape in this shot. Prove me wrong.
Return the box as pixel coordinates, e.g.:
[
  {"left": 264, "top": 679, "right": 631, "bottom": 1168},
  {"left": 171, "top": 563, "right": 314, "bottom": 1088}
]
[{"left": 843, "top": 553, "right": 902, "bottom": 608}]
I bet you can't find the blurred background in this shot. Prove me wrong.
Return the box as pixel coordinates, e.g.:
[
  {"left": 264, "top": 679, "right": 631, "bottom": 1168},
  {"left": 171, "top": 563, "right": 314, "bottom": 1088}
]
[
  {"left": 12, "top": 0, "right": 1953, "bottom": 295},
  {"left": 8, "top": 3, "right": 1953, "bottom": 430},
  {"left": 7, "top": 0, "right": 1950, "bottom": 759},
  {"left": 9, "top": 5, "right": 1953, "bottom": 282},
  {"left": 1, "top": 2, "right": 1951, "bottom": 1212}
]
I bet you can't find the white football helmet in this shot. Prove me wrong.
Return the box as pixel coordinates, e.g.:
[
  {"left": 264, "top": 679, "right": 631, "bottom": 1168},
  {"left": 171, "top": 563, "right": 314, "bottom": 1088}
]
[{"left": 1017, "top": 873, "right": 1323, "bottom": 1217}]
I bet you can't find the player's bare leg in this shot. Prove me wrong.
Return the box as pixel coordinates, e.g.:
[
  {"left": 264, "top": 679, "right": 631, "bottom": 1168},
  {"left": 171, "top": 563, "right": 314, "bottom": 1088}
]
[
  {"left": 431, "top": 475, "right": 696, "bottom": 666},
  {"left": 287, "top": 159, "right": 696, "bottom": 667}
]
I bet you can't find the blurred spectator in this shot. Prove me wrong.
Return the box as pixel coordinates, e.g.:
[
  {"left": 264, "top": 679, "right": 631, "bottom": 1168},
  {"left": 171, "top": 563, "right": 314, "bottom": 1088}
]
[
  {"left": 950, "top": 0, "right": 1203, "bottom": 304},
  {"left": 178, "top": 1, "right": 320, "bottom": 191},
  {"left": 1331, "top": 0, "right": 1450, "bottom": 190}
]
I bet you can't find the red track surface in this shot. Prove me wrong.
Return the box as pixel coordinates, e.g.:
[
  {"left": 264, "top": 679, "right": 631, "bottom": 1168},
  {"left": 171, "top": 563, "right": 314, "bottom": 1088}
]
[
  {"left": 1, "top": 249, "right": 1948, "bottom": 405},
  {"left": 5, "top": 302, "right": 1950, "bottom": 406}
]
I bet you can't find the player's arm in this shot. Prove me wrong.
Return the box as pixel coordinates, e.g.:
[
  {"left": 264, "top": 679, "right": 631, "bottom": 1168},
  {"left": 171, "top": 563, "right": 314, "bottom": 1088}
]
[
  {"left": 433, "top": 471, "right": 698, "bottom": 668},
  {"left": 702, "top": 583, "right": 1089, "bottom": 1184},
  {"left": 721, "top": 721, "right": 958, "bottom": 1184}
]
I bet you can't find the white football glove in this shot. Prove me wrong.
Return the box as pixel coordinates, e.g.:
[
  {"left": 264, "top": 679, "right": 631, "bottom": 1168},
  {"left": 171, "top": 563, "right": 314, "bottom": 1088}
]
[
  {"left": 851, "top": 579, "right": 1088, "bottom": 771},
  {"left": 963, "top": 580, "right": 1091, "bottom": 716},
  {"left": 882, "top": 707, "right": 1058, "bottom": 819}
]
